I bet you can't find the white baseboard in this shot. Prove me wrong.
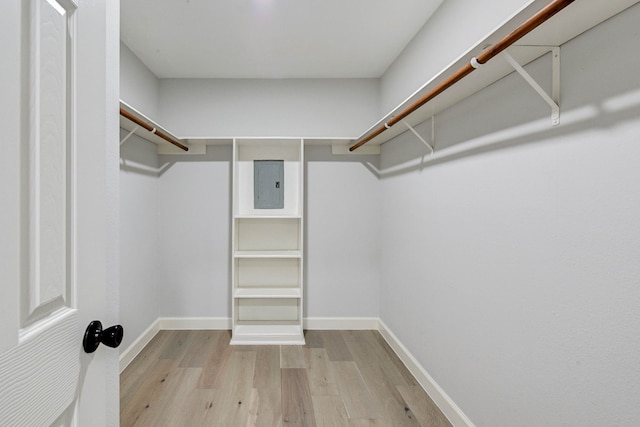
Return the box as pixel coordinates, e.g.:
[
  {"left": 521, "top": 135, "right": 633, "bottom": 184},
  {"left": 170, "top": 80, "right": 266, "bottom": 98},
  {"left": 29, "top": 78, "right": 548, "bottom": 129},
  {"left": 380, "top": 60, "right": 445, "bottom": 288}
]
[
  {"left": 157, "top": 317, "right": 232, "bottom": 330},
  {"left": 119, "top": 319, "right": 161, "bottom": 373},
  {"left": 119, "top": 316, "right": 472, "bottom": 427},
  {"left": 304, "top": 317, "right": 379, "bottom": 330},
  {"left": 377, "top": 320, "right": 474, "bottom": 427}
]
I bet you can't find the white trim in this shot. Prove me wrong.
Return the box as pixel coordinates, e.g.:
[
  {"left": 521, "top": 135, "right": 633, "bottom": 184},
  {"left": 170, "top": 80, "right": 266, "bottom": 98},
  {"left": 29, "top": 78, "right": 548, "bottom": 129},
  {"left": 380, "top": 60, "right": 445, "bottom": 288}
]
[
  {"left": 157, "top": 317, "right": 232, "bottom": 330},
  {"left": 377, "top": 320, "right": 474, "bottom": 427},
  {"left": 304, "top": 317, "right": 379, "bottom": 330},
  {"left": 118, "top": 319, "right": 160, "bottom": 373}
]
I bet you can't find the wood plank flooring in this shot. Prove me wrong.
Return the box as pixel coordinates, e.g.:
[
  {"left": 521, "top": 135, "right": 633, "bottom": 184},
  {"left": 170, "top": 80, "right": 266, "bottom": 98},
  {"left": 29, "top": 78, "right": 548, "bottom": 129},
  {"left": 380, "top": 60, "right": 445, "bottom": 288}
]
[{"left": 120, "top": 330, "right": 451, "bottom": 427}]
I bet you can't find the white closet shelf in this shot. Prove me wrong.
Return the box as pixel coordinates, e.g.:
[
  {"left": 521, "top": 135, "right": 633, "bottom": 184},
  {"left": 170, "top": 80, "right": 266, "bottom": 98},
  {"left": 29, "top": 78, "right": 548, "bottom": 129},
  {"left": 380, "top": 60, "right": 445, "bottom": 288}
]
[
  {"left": 233, "top": 250, "right": 302, "bottom": 259},
  {"left": 119, "top": 100, "right": 231, "bottom": 154},
  {"left": 234, "top": 288, "right": 301, "bottom": 299},
  {"left": 354, "top": 0, "right": 640, "bottom": 148}
]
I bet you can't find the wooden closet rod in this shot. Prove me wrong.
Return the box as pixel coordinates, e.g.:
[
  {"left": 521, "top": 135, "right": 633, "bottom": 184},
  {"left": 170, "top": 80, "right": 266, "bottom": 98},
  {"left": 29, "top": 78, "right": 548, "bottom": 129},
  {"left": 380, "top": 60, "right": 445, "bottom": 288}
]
[
  {"left": 349, "top": 0, "right": 575, "bottom": 152},
  {"left": 120, "top": 108, "right": 189, "bottom": 152}
]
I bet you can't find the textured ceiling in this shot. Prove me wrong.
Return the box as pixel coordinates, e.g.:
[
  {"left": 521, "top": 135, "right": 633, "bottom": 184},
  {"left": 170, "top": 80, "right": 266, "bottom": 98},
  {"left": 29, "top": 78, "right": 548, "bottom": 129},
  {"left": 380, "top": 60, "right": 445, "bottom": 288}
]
[{"left": 120, "top": 0, "right": 444, "bottom": 79}]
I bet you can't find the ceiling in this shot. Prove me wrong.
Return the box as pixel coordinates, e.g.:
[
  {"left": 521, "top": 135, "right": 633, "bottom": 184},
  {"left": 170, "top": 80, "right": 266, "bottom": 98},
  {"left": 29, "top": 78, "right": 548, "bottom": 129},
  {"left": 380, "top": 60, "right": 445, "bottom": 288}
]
[{"left": 120, "top": 0, "right": 444, "bottom": 79}]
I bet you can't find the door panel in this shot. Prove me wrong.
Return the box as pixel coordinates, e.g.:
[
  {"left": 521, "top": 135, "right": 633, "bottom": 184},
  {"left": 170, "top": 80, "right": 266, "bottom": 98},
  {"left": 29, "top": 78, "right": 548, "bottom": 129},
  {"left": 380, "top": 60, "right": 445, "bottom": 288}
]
[
  {"left": 25, "top": 0, "right": 73, "bottom": 326},
  {"left": 0, "top": 0, "right": 79, "bottom": 424},
  {"left": 0, "top": 311, "right": 79, "bottom": 425},
  {"left": 0, "top": 0, "right": 119, "bottom": 424}
]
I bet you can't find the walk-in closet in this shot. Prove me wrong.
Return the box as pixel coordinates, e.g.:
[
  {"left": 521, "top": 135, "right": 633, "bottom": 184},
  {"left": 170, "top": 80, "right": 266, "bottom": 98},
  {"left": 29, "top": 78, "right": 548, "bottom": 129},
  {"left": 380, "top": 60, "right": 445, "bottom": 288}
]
[{"left": 115, "top": 0, "right": 640, "bottom": 425}]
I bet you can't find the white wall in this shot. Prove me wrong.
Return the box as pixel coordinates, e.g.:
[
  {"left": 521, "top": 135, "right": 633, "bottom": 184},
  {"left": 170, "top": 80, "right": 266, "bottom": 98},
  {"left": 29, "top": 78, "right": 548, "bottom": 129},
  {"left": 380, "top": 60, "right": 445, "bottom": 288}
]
[
  {"left": 158, "top": 78, "right": 379, "bottom": 138},
  {"left": 120, "top": 42, "right": 160, "bottom": 119},
  {"left": 305, "top": 146, "right": 381, "bottom": 318},
  {"left": 380, "top": 0, "right": 534, "bottom": 112},
  {"left": 119, "top": 42, "right": 163, "bottom": 351},
  {"left": 379, "top": 4, "right": 640, "bottom": 426},
  {"left": 119, "top": 134, "right": 160, "bottom": 351},
  {"left": 156, "top": 147, "right": 232, "bottom": 318}
]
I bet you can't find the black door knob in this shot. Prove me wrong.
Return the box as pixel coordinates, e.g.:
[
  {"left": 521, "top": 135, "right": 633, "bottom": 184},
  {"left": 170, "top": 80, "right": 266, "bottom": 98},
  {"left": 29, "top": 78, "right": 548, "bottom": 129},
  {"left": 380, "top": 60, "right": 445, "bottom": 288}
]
[{"left": 83, "top": 320, "right": 124, "bottom": 353}]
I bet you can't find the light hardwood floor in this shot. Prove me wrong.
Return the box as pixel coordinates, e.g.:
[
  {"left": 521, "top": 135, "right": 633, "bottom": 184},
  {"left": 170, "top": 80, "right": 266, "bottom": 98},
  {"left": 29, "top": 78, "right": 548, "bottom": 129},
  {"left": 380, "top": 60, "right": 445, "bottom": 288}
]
[{"left": 120, "top": 330, "right": 451, "bottom": 427}]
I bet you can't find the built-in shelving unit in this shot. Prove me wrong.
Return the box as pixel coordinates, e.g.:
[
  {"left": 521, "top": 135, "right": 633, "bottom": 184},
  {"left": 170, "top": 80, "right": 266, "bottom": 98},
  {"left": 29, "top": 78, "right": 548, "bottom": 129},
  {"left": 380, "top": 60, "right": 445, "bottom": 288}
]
[{"left": 231, "top": 138, "right": 305, "bottom": 345}]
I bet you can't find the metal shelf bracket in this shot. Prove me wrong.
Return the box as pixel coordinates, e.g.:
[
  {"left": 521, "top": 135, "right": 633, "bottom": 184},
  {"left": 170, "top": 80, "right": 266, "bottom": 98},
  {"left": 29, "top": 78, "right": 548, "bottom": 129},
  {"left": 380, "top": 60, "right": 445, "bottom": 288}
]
[
  {"left": 504, "top": 47, "right": 560, "bottom": 126},
  {"left": 120, "top": 125, "right": 139, "bottom": 146},
  {"left": 401, "top": 116, "right": 435, "bottom": 154}
]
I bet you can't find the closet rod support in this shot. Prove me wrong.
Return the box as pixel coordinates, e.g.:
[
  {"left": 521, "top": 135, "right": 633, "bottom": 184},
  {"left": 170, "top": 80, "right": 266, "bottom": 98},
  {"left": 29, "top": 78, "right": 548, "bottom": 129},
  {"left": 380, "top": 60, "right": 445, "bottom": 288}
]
[
  {"left": 401, "top": 119, "right": 434, "bottom": 154},
  {"left": 504, "top": 49, "right": 560, "bottom": 125},
  {"left": 120, "top": 126, "right": 139, "bottom": 146},
  {"left": 119, "top": 108, "right": 189, "bottom": 151}
]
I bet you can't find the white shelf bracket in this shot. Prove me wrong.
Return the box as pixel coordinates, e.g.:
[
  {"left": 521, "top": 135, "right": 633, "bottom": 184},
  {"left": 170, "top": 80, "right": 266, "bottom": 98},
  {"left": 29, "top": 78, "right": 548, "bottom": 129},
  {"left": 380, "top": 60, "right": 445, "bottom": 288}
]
[
  {"left": 504, "top": 48, "right": 560, "bottom": 126},
  {"left": 401, "top": 118, "right": 434, "bottom": 154},
  {"left": 120, "top": 125, "right": 139, "bottom": 146}
]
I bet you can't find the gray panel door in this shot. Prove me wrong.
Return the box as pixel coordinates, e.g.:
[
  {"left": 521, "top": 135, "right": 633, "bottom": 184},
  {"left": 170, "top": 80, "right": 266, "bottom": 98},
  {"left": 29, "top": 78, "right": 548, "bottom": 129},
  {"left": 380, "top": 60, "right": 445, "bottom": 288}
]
[{"left": 254, "top": 160, "right": 284, "bottom": 209}]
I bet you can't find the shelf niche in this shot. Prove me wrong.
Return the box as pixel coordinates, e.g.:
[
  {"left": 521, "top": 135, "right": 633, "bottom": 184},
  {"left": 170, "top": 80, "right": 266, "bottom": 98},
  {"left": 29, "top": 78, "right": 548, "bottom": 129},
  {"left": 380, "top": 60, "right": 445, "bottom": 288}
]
[{"left": 234, "top": 139, "right": 303, "bottom": 217}]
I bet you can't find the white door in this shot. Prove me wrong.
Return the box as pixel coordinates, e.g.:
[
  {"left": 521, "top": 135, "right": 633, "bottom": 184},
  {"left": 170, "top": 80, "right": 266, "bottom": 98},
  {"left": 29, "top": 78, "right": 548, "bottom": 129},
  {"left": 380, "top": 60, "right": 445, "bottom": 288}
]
[{"left": 0, "top": 0, "right": 119, "bottom": 426}]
